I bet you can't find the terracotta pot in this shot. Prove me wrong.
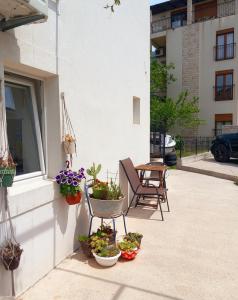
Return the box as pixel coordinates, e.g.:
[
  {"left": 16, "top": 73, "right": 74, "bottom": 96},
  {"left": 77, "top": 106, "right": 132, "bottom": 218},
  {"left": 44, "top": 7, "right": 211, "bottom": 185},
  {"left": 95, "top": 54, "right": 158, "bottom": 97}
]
[{"left": 65, "top": 192, "right": 82, "bottom": 205}]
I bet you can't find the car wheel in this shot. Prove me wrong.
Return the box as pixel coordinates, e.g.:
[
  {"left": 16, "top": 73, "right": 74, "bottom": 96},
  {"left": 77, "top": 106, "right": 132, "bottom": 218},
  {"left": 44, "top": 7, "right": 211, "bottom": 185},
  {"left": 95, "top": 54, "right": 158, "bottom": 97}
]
[{"left": 213, "top": 144, "right": 230, "bottom": 162}]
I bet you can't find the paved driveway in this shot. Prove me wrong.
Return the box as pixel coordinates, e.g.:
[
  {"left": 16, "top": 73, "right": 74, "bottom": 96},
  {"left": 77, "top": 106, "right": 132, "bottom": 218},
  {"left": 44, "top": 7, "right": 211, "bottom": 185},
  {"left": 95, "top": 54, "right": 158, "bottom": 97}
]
[{"left": 19, "top": 170, "right": 238, "bottom": 300}]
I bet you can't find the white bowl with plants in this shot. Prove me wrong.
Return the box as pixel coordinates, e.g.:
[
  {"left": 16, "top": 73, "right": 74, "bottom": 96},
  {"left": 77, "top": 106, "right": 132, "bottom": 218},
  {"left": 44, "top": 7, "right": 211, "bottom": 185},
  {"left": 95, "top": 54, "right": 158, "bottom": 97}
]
[{"left": 93, "top": 245, "right": 121, "bottom": 267}]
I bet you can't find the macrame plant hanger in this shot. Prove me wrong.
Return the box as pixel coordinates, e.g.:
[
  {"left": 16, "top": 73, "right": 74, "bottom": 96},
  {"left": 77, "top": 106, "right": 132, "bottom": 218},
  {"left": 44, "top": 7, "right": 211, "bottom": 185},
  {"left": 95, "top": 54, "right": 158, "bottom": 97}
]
[
  {"left": 61, "top": 93, "right": 77, "bottom": 167},
  {"left": 0, "top": 81, "right": 22, "bottom": 297}
]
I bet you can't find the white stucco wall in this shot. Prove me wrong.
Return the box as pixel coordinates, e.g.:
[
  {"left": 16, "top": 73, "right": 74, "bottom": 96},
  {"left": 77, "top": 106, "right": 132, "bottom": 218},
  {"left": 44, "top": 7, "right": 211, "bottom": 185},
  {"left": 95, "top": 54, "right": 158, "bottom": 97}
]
[{"left": 0, "top": 0, "right": 150, "bottom": 296}]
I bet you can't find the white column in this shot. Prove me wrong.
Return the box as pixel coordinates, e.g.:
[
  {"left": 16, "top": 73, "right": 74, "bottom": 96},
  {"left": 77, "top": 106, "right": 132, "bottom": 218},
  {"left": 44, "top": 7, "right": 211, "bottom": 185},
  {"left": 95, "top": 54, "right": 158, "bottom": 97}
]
[{"left": 187, "top": 0, "right": 193, "bottom": 25}]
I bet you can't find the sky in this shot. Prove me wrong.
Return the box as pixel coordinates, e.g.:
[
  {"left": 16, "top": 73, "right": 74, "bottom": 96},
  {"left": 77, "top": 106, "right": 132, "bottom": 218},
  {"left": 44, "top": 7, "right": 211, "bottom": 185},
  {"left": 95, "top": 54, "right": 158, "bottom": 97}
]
[{"left": 150, "top": 0, "right": 167, "bottom": 5}]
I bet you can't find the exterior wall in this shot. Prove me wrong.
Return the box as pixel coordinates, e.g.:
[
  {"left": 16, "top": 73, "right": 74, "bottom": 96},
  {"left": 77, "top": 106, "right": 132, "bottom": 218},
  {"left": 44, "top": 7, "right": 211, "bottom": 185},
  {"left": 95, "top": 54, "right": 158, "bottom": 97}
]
[
  {"left": 0, "top": 0, "right": 150, "bottom": 296},
  {"left": 198, "top": 15, "right": 238, "bottom": 136}
]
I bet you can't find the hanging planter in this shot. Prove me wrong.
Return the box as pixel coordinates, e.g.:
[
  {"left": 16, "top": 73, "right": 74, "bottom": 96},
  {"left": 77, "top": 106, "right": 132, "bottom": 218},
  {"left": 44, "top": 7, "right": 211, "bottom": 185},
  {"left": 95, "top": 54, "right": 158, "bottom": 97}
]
[
  {"left": 65, "top": 191, "right": 82, "bottom": 205},
  {"left": 63, "top": 134, "right": 76, "bottom": 155},
  {"left": 0, "top": 154, "right": 16, "bottom": 188},
  {"left": 55, "top": 162, "right": 85, "bottom": 205},
  {"left": 0, "top": 241, "right": 23, "bottom": 271}
]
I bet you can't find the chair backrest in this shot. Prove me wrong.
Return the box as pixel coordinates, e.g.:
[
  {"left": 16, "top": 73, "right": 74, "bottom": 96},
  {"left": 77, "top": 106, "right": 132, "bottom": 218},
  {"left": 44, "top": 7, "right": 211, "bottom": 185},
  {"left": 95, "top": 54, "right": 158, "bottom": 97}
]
[{"left": 119, "top": 158, "right": 141, "bottom": 193}]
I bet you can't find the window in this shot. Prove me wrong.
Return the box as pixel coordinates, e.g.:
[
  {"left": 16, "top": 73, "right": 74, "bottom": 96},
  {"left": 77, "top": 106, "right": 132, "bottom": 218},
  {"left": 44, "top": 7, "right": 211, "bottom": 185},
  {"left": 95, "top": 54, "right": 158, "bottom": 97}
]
[
  {"left": 215, "top": 70, "right": 233, "bottom": 101},
  {"left": 171, "top": 10, "right": 187, "bottom": 29},
  {"left": 4, "top": 76, "right": 45, "bottom": 179},
  {"left": 215, "top": 114, "right": 232, "bottom": 135},
  {"left": 133, "top": 97, "right": 140, "bottom": 125},
  {"left": 216, "top": 29, "right": 234, "bottom": 60}
]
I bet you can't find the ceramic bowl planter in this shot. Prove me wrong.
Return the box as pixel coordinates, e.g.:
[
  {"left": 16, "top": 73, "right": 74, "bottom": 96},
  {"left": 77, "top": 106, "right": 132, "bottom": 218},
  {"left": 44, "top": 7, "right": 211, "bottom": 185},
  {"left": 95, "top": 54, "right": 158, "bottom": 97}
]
[
  {"left": 93, "top": 251, "right": 121, "bottom": 267},
  {"left": 65, "top": 192, "right": 82, "bottom": 205},
  {"left": 89, "top": 196, "right": 124, "bottom": 218},
  {"left": 120, "top": 248, "right": 138, "bottom": 260}
]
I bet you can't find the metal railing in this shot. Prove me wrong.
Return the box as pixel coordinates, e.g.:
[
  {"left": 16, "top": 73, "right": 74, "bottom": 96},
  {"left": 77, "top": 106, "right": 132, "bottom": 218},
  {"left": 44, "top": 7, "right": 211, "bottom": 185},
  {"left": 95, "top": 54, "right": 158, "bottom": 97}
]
[
  {"left": 151, "top": 0, "right": 235, "bottom": 34},
  {"left": 214, "top": 43, "right": 235, "bottom": 60},
  {"left": 214, "top": 84, "right": 234, "bottom": 101}
]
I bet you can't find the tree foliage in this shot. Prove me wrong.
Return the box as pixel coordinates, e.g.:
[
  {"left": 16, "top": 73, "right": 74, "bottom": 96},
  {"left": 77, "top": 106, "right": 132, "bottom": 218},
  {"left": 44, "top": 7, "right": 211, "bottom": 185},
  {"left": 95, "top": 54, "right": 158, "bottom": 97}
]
[{"left": 150, "top": 59, "right": 203, "bottom": 133}]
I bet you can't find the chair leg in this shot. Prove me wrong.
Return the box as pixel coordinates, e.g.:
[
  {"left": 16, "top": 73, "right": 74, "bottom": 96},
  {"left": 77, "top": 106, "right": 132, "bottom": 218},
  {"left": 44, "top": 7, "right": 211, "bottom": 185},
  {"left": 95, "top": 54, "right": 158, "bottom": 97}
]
[
  {"left": 135, "top": 195, "right": 141, "bottom": 207},
  {"left": 157, "top": 196, "right": 164, "bottom": 221},
  {"left": 165, "top": 191, "right": 170, "bottom": 212},
  {"left": 126, "top": 194, "right": 136, "bottom": 215},
  {"left": 88, "top": 216, "right": 94, "bottom": 237},
  {"left": 112, "top": 218, "right": 116, "bottom": 241},
  {"left": 122, "top": 214, "right": 127, "bottom": 235}
]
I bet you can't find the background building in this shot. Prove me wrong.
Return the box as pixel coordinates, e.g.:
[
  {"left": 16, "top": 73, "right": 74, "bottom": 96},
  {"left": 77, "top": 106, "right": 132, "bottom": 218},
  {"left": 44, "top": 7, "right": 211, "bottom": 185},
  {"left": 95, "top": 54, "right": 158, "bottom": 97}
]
[{"left": 151, "top": 0, "right": 238, "bottom": 136}]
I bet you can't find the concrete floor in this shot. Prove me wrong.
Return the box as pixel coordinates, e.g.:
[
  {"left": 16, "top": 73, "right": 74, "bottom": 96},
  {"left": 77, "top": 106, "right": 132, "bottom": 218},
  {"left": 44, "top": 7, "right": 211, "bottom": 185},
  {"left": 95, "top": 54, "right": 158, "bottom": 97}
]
[{"left": 18, "top": 170, "right": 238, "bottom": 300}]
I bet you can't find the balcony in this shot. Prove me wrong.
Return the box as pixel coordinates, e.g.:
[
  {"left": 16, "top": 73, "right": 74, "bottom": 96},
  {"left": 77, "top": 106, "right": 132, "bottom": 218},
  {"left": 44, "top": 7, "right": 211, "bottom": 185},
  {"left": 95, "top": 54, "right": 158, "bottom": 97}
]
[
  {"left": 214, "top": 84, "right": 234, "bottom": 101},
  {"left": 151, "top": 0, "right": 235, "bottom": 34},
  {"left": 214, "top": 43, "right": 235, "bottom": 60},
  {"left": 0, "top": 0, "right": 48, "bottom": 31}
]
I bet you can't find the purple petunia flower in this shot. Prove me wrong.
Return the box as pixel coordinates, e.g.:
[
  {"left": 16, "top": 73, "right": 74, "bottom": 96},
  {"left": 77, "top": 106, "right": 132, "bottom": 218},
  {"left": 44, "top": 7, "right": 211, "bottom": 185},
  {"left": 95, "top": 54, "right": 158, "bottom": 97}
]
[
  {"left": 56, "top": 180, "right": 61, "bottom": 184},
  {"left": 59, "top": 170, "right": 64, "bottom": 174},
  {"left": 68, "top": 172, "right": 74, "bottom": 178},
  {"left": 80, "top": 168, "right": 85, "bottom": 172},
  {"left": 73, "top": 171, "right": 77, "bottom": 176},
  {"left": 77, "top": 175, "right": 83, "bottom": 180},
  {"left": 63, "top": 170, "right": 68, "bottom": 176},
  {"left": 61, "top": 178, "right": 67, "bottom": 184},
  {"left": 67, "top": 179, "right": 73, "bottom": 185},
  {"left": 72, "top": 181, "right": 78, "bottom": 187},
  {"left": 55, "top": 175, "right": 61, "bottom": 181}
]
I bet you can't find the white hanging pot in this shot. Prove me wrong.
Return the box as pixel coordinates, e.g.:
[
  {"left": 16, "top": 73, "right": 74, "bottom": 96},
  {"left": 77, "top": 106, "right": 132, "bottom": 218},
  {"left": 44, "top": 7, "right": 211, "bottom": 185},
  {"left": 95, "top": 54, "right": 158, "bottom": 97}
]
[{"left": 64, "top": 140, "right": 76, "bottom": 155}]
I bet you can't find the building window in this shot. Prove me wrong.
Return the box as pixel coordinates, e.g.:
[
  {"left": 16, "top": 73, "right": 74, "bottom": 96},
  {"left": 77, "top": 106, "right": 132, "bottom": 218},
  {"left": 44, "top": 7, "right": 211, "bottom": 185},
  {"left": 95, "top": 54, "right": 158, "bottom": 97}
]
[
  {"left": 133, "top": 97, "right": 140, "bottom": 125},
  {"left": 215, "top": 29, "right": 234, "bottom": 60},
  {"left": 171, "top": 10, "right": 187, "bottom": 29},
  {"left": 214, "top": 114, "right": 232, "bottom": 135},
  {"left": 4, "top": 75, "right": 45, "bottom": 179},
  {"left": 214, "top": 70, "right": 233, "bottom": 101}
]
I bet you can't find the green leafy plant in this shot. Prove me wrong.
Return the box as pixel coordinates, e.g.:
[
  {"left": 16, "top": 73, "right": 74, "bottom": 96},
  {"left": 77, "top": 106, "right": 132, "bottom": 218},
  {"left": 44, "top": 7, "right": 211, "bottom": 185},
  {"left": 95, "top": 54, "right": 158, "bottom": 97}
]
[
  {"left": 118, "top": 240, "right": 137, "bottom": 251},
  {"left": 91, "top": 179, "right": 123, "bottom": 200},
  {"left": 90, "top": 235, "right": 109, "bottom": 254},
  {"left": 124, "top": 232, "right": 143, "bottom": 247},
  {"left": 78, "top": 235, "right": 89, "bottom": 243},
  {"left": 87, "top": 163, "right": 102, "bottom": 184},
  {"left": 97, "top": 245, "right": 120, "bottom": 258}
]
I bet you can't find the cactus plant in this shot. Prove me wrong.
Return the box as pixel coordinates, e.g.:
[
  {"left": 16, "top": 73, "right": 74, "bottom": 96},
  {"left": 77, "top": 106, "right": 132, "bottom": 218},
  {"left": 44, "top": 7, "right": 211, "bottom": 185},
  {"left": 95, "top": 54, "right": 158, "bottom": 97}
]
[{"left": 87, "top": 163, "right": 102, "bottom": 184}]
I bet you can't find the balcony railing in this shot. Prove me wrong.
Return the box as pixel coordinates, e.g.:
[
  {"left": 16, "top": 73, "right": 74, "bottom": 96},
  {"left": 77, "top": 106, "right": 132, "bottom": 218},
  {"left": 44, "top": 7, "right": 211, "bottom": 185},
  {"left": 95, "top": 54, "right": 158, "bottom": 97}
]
[
  {"left": 151, "top": 0, "right": 235, "bottom": 34},
  {"left": 214, "top": 84, "right": 234, "bottom": 101},
  {"left": 214, "top": 43, "right": 235, "bottom": 60}
]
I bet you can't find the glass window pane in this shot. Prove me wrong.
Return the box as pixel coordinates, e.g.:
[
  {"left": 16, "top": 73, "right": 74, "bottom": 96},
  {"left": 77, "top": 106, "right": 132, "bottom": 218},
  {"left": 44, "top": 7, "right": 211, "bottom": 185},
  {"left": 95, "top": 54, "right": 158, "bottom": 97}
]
[
  {"left": 5, "top": 83, "right": 41, "bottom": 176},
  {"left": 227, "top": 32, "right": 234, "bottom": 44},
  {"left": 216, "top": 75, "right": 224, "bottom": 87},
  {"left": 217, "top": 35, "right": 225, "bottom": 46},
  {"left": 226, "top": 74, "right": 233, "bottom": 86}
]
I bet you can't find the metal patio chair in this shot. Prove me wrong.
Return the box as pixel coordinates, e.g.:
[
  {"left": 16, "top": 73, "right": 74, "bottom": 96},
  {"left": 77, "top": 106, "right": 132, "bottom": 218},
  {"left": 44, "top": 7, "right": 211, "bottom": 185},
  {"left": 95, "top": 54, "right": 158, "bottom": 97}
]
[{"left": 119, "top": 158, "right": 169, "bottom": 221}]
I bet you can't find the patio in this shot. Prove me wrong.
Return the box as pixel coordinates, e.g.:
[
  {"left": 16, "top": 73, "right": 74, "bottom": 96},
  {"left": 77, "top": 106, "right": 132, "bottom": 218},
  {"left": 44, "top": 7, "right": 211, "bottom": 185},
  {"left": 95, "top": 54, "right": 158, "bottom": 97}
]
[{"left": 18, "top": 170, "right": 238, "bottom": 300}]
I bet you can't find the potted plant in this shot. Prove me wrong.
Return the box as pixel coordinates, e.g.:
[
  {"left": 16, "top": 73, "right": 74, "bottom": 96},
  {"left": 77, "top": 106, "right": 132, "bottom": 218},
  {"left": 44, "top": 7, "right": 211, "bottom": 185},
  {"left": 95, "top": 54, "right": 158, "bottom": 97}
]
[
  {"left": 118, "top": 240, "right": 138, "bottom": 260},
  {"left": 63, "top": 134, "right": 76, "bottom": 155},
  {"left": 0, "top": 241, "right": 23, "bottom": 271},
  {"left": 96, "top": 224, "right": 116, "bottom": 244},
  {"left": 0, "top": 154, "right": 16, "bottom": 188},
  {"left": 124, "top": 232, "right": 143, "bottom": 248},
  {"left": 87, "top": 164, "right": 124, "bottom": 218},
  {"left": 91, "top": 236, "right": 121, "bottom": 267},
  {"left": 55, "top": 167, "right": 85, "bottom": 205},
  {"left": 78, "top": 235, "right": 93, "bottom": 258}
]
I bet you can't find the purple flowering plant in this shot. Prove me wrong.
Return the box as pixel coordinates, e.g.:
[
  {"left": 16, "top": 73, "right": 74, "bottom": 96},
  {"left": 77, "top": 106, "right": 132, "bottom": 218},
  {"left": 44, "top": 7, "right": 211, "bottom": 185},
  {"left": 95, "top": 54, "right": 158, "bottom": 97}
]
[{"left": 55, "top": 168, "right": 85, "bottom": 196}]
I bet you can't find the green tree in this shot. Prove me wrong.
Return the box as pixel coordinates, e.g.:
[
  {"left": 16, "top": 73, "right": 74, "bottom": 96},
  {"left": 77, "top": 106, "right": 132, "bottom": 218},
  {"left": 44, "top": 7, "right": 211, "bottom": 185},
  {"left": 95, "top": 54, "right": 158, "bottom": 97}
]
[
  {"left": 150, "top": 58, "right": 203, "bottom": 160},
  {"left": 150, "top": 58, "right": 203, "bottom": 134}
]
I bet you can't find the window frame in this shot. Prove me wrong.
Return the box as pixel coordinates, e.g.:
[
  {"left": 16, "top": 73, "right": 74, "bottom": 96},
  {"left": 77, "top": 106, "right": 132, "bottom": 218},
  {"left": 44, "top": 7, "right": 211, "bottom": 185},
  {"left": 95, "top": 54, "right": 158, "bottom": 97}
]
[
  {"left": 215, "top": 70, "right": 234, "bottom": 101},
  {"left": 215, "top": 29, "right": 234, "bottom": 61},
  {"left": 4, "top": 75, "right": 46, "bottom": 181}
]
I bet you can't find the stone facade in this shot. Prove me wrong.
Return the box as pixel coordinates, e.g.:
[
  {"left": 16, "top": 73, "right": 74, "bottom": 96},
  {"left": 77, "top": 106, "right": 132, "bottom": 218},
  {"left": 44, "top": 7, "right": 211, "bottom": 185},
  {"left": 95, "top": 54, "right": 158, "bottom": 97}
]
[{"left": 182, "top": 23, "right": 200, "bottom": 98}]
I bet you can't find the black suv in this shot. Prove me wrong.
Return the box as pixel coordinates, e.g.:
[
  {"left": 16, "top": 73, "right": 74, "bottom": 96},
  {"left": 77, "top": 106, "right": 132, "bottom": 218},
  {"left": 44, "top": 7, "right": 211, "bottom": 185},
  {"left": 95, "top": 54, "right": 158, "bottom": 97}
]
[{"left": 211, "top": 133, "right": 238, "bottom": 162}]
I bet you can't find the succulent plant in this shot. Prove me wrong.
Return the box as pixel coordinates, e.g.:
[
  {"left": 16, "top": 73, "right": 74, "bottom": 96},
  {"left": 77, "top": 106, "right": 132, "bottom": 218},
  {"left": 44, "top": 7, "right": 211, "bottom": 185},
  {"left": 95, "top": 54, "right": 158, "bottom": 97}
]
[{"left": 87, "top": 163, "right": 102, "bottom": 184}]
